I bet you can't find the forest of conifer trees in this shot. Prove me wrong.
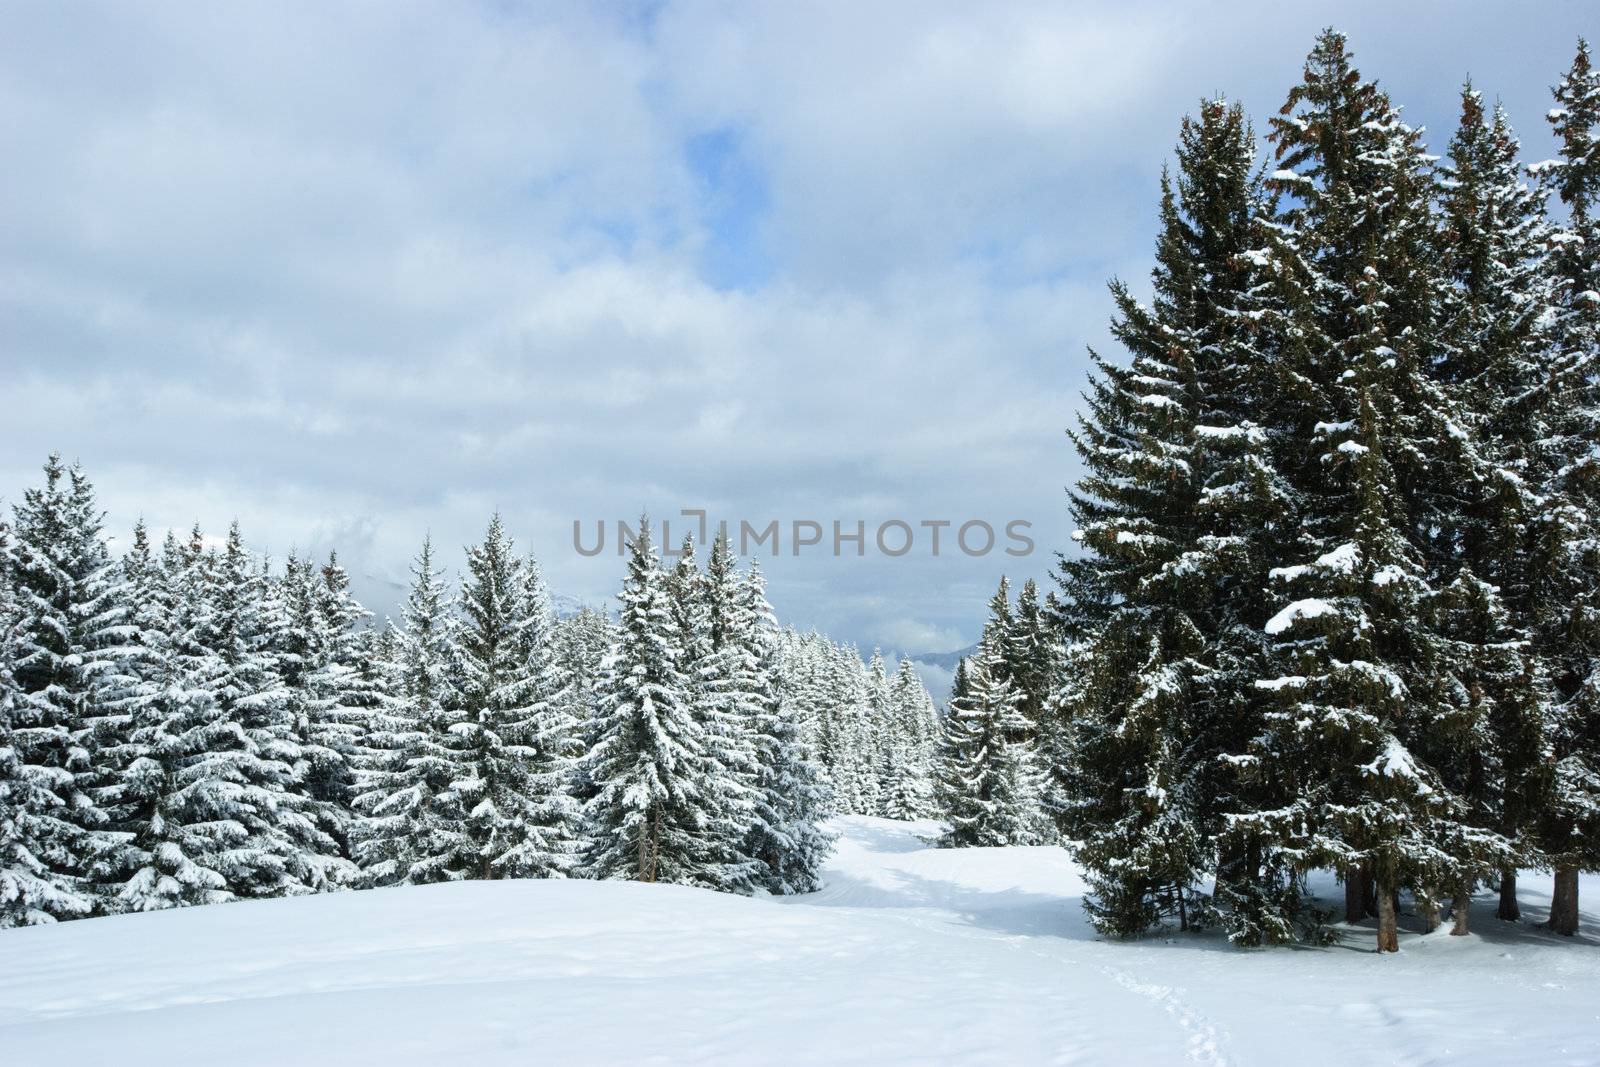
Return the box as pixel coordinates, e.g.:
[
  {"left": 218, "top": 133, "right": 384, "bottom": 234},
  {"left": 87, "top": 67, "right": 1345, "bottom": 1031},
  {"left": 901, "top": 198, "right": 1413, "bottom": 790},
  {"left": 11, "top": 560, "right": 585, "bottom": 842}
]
[
  {"left": 1025, "top": 30, "right": 1600, "bottom": 953},
  {"left": 0, "top": 456, "right": 939, "bottom": 925}
]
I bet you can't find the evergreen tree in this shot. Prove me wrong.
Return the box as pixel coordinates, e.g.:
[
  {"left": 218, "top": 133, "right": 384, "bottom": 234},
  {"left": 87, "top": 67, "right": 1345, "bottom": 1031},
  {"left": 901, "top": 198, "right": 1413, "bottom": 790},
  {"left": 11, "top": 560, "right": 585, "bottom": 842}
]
[
  {"left": 584, "top": 518, "right": 712, "bottom": 885},
  {"left": 738, "top": 560, "right": 834, "bottom": 893},
  {"left": 100, "top": 527, "right": 236, "bottom": 910},
  {"left": 1243, "top": 30, "right": 1491, "bottom": 952},
  {"left": 934, "top": 638, "right": 1030, "bottom": 849},
  {"left": 830, "top": 645, "right": 872, "bottom": 814},
  {"left": 0, "top": 513, "right": 99, "bottom": 925},
  {"left": 266, "top": 552, "right": 355, "bottom": 863},
  {"left": 881, "top": 658, "right": 934, "bottom": 819},
  {"left": 301, "top": 552, "right": 375, "bottom": 819},
  {"left": 1055, "top": 98, "right": 1276, "bottom": 937},
  {"left": 352, "top": 536, "right": 473, "bottom": 885},
  {"left": 451, "top": 515, "right": 554, "bottom": 879},
  {"left": 691, "top": 533, "right": 762, "bottom": 893},
  {"left": 1529, "top": 38, "right": 1600, "bottom": 937},
  {"left": 865, "top": 648, "right": 893, "bottom": 810},
  {"left": 1008, "top": 579, "right": 1055, "bottom": 739},
  {"left": 554, "top": 606, "right": 616, "bottom": 807},
  {"left": 1432, "top": 85, "right": 1557, "bottom": 927},
  {"left": 503, "top": 547, "right": 583, "bottom": 877},
  {"left": 5, "top": 455, "right": 126, "bottom": 916}
]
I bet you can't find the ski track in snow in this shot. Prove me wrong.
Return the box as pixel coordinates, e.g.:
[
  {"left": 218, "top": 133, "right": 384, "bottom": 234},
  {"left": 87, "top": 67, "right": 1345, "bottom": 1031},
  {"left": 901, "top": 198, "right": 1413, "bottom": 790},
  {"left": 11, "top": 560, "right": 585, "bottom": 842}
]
[
  {"left": 0, "top": 816, "right": 1596, "bottom": 1066},
  {"left": 1103, "top": 970, "right": 1230, "bottom": 1067}
]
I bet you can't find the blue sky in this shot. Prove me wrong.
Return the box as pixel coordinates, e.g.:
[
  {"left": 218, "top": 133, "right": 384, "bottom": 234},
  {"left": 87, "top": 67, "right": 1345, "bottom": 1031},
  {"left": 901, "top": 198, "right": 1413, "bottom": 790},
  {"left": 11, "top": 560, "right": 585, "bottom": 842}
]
[{"left": 1, "top": 1, "right": 1593, "bottom": 676}]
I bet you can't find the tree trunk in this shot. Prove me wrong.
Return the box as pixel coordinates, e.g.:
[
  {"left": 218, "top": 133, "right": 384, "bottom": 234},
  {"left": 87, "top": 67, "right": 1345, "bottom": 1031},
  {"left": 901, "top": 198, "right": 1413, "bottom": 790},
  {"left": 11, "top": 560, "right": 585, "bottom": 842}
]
[
  {"left": 1345, "top": 867, "right": 1365, "bottom": 924},
  {"left": 1420, "top": 893, "right": 1440, "bottom": 933},
  {"left": 1496, "top": 868, "right": 1520, "bottom": 921},
  {"left": 637, "top": 812, "right": 655, "bottom": 883},
  {"left": 1177, "top": 884, "right": 1188, "bottom": 932},
  {"left": 1376, "top": 878, "right": 1400, "bottom": 953},
  {"left": 1363, "top": 866, "right": 1379, "bottom": 918},
  {"left": 1548, "top": 866, "right": 1579, "bottom": 936},
  {"left": 1217, "top": 840, "right": 1243, "bottom": 889},
  {"left": 1450, "top": 885, "right": 1470, "bottom": 936}
]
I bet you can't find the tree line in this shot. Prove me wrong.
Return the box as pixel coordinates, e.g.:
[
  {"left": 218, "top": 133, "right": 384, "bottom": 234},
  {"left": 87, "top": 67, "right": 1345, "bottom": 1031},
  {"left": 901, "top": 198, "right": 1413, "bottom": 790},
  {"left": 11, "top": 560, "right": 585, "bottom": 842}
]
[
  {"left": 0, "top": 456, "right": 934, "bottom": 926},
  {"left": 1030, "top": 30, "right": 1599, "bottom": 951}
]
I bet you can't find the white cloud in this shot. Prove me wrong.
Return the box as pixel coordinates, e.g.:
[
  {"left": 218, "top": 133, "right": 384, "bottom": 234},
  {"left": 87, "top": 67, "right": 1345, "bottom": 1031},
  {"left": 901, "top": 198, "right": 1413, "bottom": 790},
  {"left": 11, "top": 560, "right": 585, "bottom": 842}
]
[{"left": 1, "top": 0, "right": 1590, "bottom": 649}]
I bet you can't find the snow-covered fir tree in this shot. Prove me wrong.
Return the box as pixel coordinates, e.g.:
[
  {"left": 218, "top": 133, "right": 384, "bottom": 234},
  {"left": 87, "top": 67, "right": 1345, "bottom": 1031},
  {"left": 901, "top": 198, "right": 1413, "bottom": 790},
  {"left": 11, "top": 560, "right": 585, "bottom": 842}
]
[
  {"left": 502, "top": 546, "right": 583, "bottom": 876},
  {"left": 880, "top": 658, "right": 935, "bottom": 819},
  {"left": 736, "top": 559, "right": 834, "bottom": 893},
  {"left": 681, "top": 534, "right": 761, "bottom": 892},
  {"left": 770, "top": 630, "right": 935, "bottom": 819},
  {"left": 352, "top": 536, "right": 473, "bottom": 885},
  {"left": 553, "top": 605, "right": 615, "bottom": 806},
  {"left": 1053, "top": 97, "right": 1278, "bottom": 937},
  {"left": 265, "top": 551, "right": 359, "bottom": 866},
  {"left": 4, "top": 456, "right": 126, "bottom": 919},
  {"left": 584, "top": 519, "right": 716, "bottom": 884},
  {"left": 1528, "top": 37, "right": 1600, "bottom": 938},
  {"left": 1430, "top": 84, "right": 1558, "bottom": 928},
  {"left": 100, "top": 525, "right": 238, "bottom": 911},
  {"left": 934, "top": 637, "right": 1031, "bottom": 849},
  {"left": 452, "top": 515, "right": 562, "bottom": 879},
  {"left": 302, "top": 552, "right": 376, "bottom": 820},
  {"left": 1242, "top": 30, "right": 1515, "bottom": 952},
  {"left": 1007, "top": 579, "right": 1055, "bottom": 739},
  {"left": 0, "top": 509, "right": 102, "bottom": 926}
]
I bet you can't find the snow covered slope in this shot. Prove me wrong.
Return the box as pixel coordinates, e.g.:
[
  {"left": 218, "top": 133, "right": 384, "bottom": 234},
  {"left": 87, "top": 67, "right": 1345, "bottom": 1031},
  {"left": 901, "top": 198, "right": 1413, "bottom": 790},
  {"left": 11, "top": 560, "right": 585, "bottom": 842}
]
[{"left": 1, "top": 817, "right": 1596, "bottom": 1065}]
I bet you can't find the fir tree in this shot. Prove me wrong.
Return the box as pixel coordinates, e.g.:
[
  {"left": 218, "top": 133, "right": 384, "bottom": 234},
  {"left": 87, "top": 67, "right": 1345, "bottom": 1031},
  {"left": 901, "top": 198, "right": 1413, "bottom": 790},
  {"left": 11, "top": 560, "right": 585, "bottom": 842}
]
[
  {"left": 100, "top": 527, "right": 236, "bottom": 910},
  {"left": 1008, "top": 579, "right": 1055, "bottom": 739},
  {"left": 301, "top": 552, "right": 375, "bottom": 819},
  {"left": 738, "top": 560, "right": 834, "bottom": 893},
  {"left": 502, "top": 546, "right": 583, "bottom": 877},
  {"left": 691, "top": 533, "right": 762, "bottom": 893},
  {"left": 5, "top": 455, "right": 126, "bottom": 916},
  {"left": 0, "top": 513, "right": 99, "bottom": 925},
  {"left": 1055, "top": 98, "right": 1276, "bottom": 937},
  {"left": 881, "top": 658, "right": 934, "bottom": 820},
  {"left": 554, "top": 606, "right": 616, "bottom": 807},
  {"left": 1432, "top": 85, "right": 1557, "bottom": 926},
  {"left": 451, "top": 515, "right": 553, "bottom": 880},
  {"left": 584, "top": 518, "right": 712, "bottom": 885},
  {"left": 934, "top": 638, "right": 1030, "bottom": 849},
  {"left": 266, "top": 551, "right": 355, "bottom": 864},
  {"left": 352, "top": 536, "right": 473, "bottom": 885},
  {"left": 864, "top": 648, "right": 893, "bottom": 810},
  {"left": 1530, "top": 38, "right": 1600, "bottom": 937},
  {"left": 1246, "top": 30, "right": 1490, "bottom": 952}
]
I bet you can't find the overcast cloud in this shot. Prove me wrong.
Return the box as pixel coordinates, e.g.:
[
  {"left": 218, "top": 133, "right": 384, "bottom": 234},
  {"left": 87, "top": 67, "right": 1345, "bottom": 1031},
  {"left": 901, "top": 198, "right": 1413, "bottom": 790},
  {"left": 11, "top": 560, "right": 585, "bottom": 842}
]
[{"left": 1, "top": 0, "right": 1591, "bottom": 656}]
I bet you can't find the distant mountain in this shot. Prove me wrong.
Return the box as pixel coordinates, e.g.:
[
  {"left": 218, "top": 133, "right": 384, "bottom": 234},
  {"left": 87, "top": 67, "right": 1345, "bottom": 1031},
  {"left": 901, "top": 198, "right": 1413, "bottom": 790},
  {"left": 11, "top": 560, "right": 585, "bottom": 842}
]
[
  {"left": 908, "top": 643, "right": 978, "bottom": 671},
  {"left": 552, "top": 591, "right": 606, "bottom": 619}
]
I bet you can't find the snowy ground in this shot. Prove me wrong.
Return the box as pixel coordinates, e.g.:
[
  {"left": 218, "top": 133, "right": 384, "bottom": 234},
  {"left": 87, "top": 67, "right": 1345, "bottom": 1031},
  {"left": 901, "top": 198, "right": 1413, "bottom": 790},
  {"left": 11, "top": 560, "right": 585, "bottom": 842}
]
[{"left": 1, "top": 818, "right": 1596, "bottom": 1066}]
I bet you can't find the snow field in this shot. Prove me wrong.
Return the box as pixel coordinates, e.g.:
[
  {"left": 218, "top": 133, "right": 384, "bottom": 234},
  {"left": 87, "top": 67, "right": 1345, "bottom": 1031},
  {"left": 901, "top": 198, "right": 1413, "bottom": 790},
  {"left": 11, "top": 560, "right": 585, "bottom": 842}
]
[{"left": 1, "top": 816, "right": 1596, "bottom": 1066}]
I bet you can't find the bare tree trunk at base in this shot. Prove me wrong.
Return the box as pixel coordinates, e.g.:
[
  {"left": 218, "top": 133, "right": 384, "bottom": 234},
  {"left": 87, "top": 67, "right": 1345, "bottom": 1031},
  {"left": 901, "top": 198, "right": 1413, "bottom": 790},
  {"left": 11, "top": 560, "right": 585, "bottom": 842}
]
[
  {"left": 1548, "top": 867, "right": 1579, "bottom": 936},
  {"left": 1496, "top": 868, "right": 1520, "bottom": 921},
  {"left": 1420, "top": 893, "right": 1440, "bottom": 933},
  {"left": 1451, "top": 886, "right": 1470, "bottom": 936},
  {"left": 1377, "top": 880, "right": 1400, "bottom": 953},
  {"left": 1345, "top": 868, "right": 1364, "bottom": 924}
]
